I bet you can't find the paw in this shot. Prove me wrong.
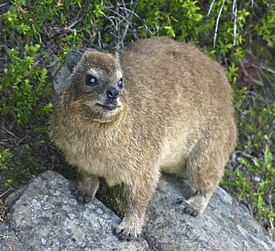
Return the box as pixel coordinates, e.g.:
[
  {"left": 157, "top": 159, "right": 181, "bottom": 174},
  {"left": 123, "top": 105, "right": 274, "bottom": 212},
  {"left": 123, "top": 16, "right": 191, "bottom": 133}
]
[
  {"left": 183, "top": 205, "right": 199, "bottom": 217},
  {"left": 74, "top": 174, "right": 99, "bottom": 204},
  {"left": 174, "top": 198, "right": 199, "bottom": 217},
  {"left": 73, "top": 185, "right": 94, "bottom": 204},
  {"left": 113, "top": 221, "right": 141, "bottom": 241},
  {"left": 175, "top": 198, "right": 185, "bottom": 205},
  {"left": 177, "top": 191, "right": 212, "bottom": 217},
  {"left": 74, "top": 190, "right": 93, "bottom": 204}
]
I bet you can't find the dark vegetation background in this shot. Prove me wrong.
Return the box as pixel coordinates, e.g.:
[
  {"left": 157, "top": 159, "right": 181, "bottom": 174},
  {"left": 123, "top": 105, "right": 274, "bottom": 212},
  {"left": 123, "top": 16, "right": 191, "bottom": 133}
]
[{"left": 0, "top": 0, "right": 274, "bottom": 239}]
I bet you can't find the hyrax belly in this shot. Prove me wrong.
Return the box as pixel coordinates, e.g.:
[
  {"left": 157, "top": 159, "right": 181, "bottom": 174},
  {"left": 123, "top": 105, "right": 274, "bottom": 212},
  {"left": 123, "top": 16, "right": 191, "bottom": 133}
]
[{"left": 160, "top": 133, "right": 195, "bottom": 174}]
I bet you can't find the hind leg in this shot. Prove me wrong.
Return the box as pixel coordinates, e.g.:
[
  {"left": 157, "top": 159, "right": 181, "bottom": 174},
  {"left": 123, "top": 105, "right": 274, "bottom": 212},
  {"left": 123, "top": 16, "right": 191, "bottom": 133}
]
[{"left": 182, "top": 137, "right": 229, "bottom": 216}]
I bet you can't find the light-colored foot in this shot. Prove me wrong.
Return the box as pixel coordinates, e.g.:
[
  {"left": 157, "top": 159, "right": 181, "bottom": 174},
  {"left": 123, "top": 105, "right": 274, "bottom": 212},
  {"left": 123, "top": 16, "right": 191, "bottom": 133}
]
[
  {"left": 181, "top": 191, "right": 212, "bottom": 217},
  {"left": 114, "top": 212, "right": 143, "bottom": 241}
]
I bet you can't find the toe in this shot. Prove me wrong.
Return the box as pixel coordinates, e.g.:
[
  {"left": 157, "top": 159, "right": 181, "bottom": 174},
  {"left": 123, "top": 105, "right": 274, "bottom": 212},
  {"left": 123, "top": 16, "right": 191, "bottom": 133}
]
[
  {"left": 126, "top": 232, "right": 135, "bottom": 241},
  {"left": 175, "top": 198, "right": 184, "bottom": 205},
  {"left": 114, "top": 228, "right": 133, "bottom": 241},
  {"left": 183, "top": 205, "right": 199, "bottom": 217},
  {"left": 113, "top": 224, "right": 138, "bottom": 241}
]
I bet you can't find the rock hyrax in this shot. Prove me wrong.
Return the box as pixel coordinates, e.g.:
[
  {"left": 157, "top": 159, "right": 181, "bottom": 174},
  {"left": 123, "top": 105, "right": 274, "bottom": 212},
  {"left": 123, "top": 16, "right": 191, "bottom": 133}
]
[{"left": 50, "top": 37, "right": 237, "bottom": 240}]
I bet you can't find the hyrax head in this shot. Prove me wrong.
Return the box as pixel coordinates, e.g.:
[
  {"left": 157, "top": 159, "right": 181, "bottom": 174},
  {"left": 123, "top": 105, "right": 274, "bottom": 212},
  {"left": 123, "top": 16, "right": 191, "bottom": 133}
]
[{"left": 65, "top": 50, "right": 126, "bottom": 123}]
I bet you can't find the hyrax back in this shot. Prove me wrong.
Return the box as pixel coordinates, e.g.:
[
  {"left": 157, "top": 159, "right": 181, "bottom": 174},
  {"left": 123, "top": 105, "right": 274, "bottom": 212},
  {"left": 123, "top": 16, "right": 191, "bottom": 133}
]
[{"left": 50, "top": 37, "right": 237, "bottom": 240}]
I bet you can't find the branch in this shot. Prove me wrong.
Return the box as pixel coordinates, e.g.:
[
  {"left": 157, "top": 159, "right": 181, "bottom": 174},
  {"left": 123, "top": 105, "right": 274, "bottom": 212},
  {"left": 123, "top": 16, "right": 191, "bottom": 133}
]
[
  {"left": 239, "top": 60, "right": 263, "bottom": 86},
  {"left": 213, "top": 0, "right": 225, "bottom": 48},
  {"left": 0, "top": 3, "right": 9, "bottom": 9},
  {"left": 260, "top": 63, "right": 275, "bottom": 75},
  {"left": 232, "top": 0, "right": 237, "bottom": 46},
  {"left": 207, "top": 0, "right": 216, "bottom": 17}
]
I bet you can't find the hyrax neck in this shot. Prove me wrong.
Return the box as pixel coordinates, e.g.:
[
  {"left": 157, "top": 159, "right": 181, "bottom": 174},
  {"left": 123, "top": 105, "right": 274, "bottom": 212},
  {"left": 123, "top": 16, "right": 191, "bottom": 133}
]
[{"left": 58, "top": 102, "right": 130, "bottom": 175}]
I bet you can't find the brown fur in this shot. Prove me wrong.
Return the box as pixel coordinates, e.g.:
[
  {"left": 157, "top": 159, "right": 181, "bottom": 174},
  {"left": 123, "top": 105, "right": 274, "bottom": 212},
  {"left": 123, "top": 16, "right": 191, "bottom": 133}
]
[{"left": 50, "top": 37, "right": 237, "bottom": 240}]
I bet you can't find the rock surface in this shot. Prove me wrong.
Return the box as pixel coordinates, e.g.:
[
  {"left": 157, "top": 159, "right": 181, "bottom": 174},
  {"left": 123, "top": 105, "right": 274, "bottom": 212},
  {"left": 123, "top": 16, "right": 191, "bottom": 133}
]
[
  {"left": 1, "top": 171, "right": 274, "bottom": 251},
  {"left": 143, "top": 175, "right": 274, "bottom": 251}
]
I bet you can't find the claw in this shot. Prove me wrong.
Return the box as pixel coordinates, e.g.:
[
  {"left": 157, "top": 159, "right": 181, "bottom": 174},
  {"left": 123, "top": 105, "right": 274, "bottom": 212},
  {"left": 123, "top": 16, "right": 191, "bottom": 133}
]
[
  {"left": 183, "top": 205, "right": 199, "bottom": 217},
  {"left": 175, "top": 198, "right": 184, "bottom": 205},
  {"left": 114, "top": 227, "right": 134, "bottom": 241},
  {"left": 113, "top": 221, "right": 139, "bottom": 241}
]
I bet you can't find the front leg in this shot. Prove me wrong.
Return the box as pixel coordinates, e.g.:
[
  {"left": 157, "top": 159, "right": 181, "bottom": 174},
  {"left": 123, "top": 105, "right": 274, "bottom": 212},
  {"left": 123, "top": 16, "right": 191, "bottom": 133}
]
[
  {"left": 114, "top": 169, "right": 160, "bottom": 241},
  {"left": 75, "top": 170, "right": 99, "bottom": 203}
]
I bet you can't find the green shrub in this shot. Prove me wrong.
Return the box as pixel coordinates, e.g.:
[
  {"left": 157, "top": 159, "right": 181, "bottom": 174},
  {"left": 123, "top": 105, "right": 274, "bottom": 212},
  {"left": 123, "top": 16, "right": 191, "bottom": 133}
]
[
  {"left": 0, "top": 45, "right": 52, "bottom": 125},
  {"left": 0, "top": 149, "right": 11, "bottom": 170},
  {"left": 2, "top": 0, "right": 62, "bottom": 41},
  {"left": 135, "top": 0, "right": 249, "bottom": 60},
  {"left": 224, "top": 144, "right": 275, "bottom": 224},
  {"left": 254, "top": 2, "right": 275, "bottom": 46}
]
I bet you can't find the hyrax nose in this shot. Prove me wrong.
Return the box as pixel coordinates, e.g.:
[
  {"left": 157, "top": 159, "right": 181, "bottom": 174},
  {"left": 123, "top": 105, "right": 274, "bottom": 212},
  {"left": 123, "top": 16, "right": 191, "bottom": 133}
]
[{"left": 106, "top": 87, "right": 119, "bottom": 99}]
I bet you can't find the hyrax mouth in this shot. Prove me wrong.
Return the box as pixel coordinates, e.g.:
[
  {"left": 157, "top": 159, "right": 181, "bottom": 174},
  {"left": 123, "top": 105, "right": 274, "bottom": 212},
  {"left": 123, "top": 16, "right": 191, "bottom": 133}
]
[
  {"left": 96, "top": 99, "right": 120, "bottom": 111},
  {"left": 96, "top": 103, "right": 119, "bottom": 110}
]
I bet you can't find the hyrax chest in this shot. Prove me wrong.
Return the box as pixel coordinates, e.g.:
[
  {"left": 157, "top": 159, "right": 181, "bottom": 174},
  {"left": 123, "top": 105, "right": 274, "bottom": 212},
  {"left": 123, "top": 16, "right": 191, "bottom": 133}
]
[{"left": 61, "top": 123, "right": 133, "bottom": 185}]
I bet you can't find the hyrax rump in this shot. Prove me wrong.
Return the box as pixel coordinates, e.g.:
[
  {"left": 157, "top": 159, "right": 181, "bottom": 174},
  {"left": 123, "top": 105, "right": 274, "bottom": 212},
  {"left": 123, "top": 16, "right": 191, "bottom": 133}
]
[{"left": 50, "top": 37, "right": 237, "bottom": 240}]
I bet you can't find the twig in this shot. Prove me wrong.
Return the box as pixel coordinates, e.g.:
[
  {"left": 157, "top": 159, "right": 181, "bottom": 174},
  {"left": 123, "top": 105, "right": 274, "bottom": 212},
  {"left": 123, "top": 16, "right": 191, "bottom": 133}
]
[
  {"left": 0, "top": 189, "right": 13, "bottom": 200},
  {"left": 232, "top": 0, "right": 237, "bottom": 46},
  {"left": 207, "top": 0, "right": 216, "bottom": 17},
  {"left": 214, "top": 0, "right": 225, "bottom": 48},
  {"left": 118, "top": 0, "right": 135, "bottom": 49},
  {"left": 239, "top": 60, "right": 263, "bottom": 86},
  {"left": 2, "top": 127, "right": 18, "bottom": 139},
  {"left": 105, "top": 1, "right": 144, "bottom": 49},
  {"left": 260, "top": 63, "right": 275, "bottom": 75},
  {"left": 258, "top": 66, "right": 273, "bottom": 87},
  {"left": 0, "top": 3, "right": 9, "bottom": 9},
  {"left": 106, "top": 9, "right": 129, "bottom": 27},
  {"left": 64, "top": 19, "right": 81, "bottom": 33},
  {"left": 97, "top": 31, "right": 102, "bottom": 48},
  {"left": 234, "top": 150, "right": 256, "bottom": 160},
  {"left": 119, "top": 6, "right": 152, "bottom": 34}
]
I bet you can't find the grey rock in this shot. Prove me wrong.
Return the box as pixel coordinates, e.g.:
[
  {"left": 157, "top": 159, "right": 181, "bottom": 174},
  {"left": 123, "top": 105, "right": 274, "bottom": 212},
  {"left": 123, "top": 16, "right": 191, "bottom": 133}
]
[
  {"left": 6, "top": 171, "right": 148, "bottom": 251},
  {"left": 143, "top": 175, "right": 275, "bottom": 251},
  {"left": 1, "top": 171, "right": 274, "bottom": 251},
  {"left": 0, "top": 221, "right": 24, "bottom": 251}
]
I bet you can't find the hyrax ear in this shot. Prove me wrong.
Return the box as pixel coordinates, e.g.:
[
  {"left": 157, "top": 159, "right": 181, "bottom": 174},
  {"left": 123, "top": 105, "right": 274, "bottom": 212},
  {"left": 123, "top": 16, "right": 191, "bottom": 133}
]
[{"left": 65, "top": 50, "right": 82, "bottom": 72}]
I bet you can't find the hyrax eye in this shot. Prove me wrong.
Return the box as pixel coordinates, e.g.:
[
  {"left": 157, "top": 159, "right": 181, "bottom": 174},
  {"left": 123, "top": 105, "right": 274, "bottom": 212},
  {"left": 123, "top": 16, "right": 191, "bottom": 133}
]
[
  {"left": 85, "top": 75, "right": 98, "bottom": 86},
  {"left": 117, "top": 78, "right": 123, "bottom": 88}
]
